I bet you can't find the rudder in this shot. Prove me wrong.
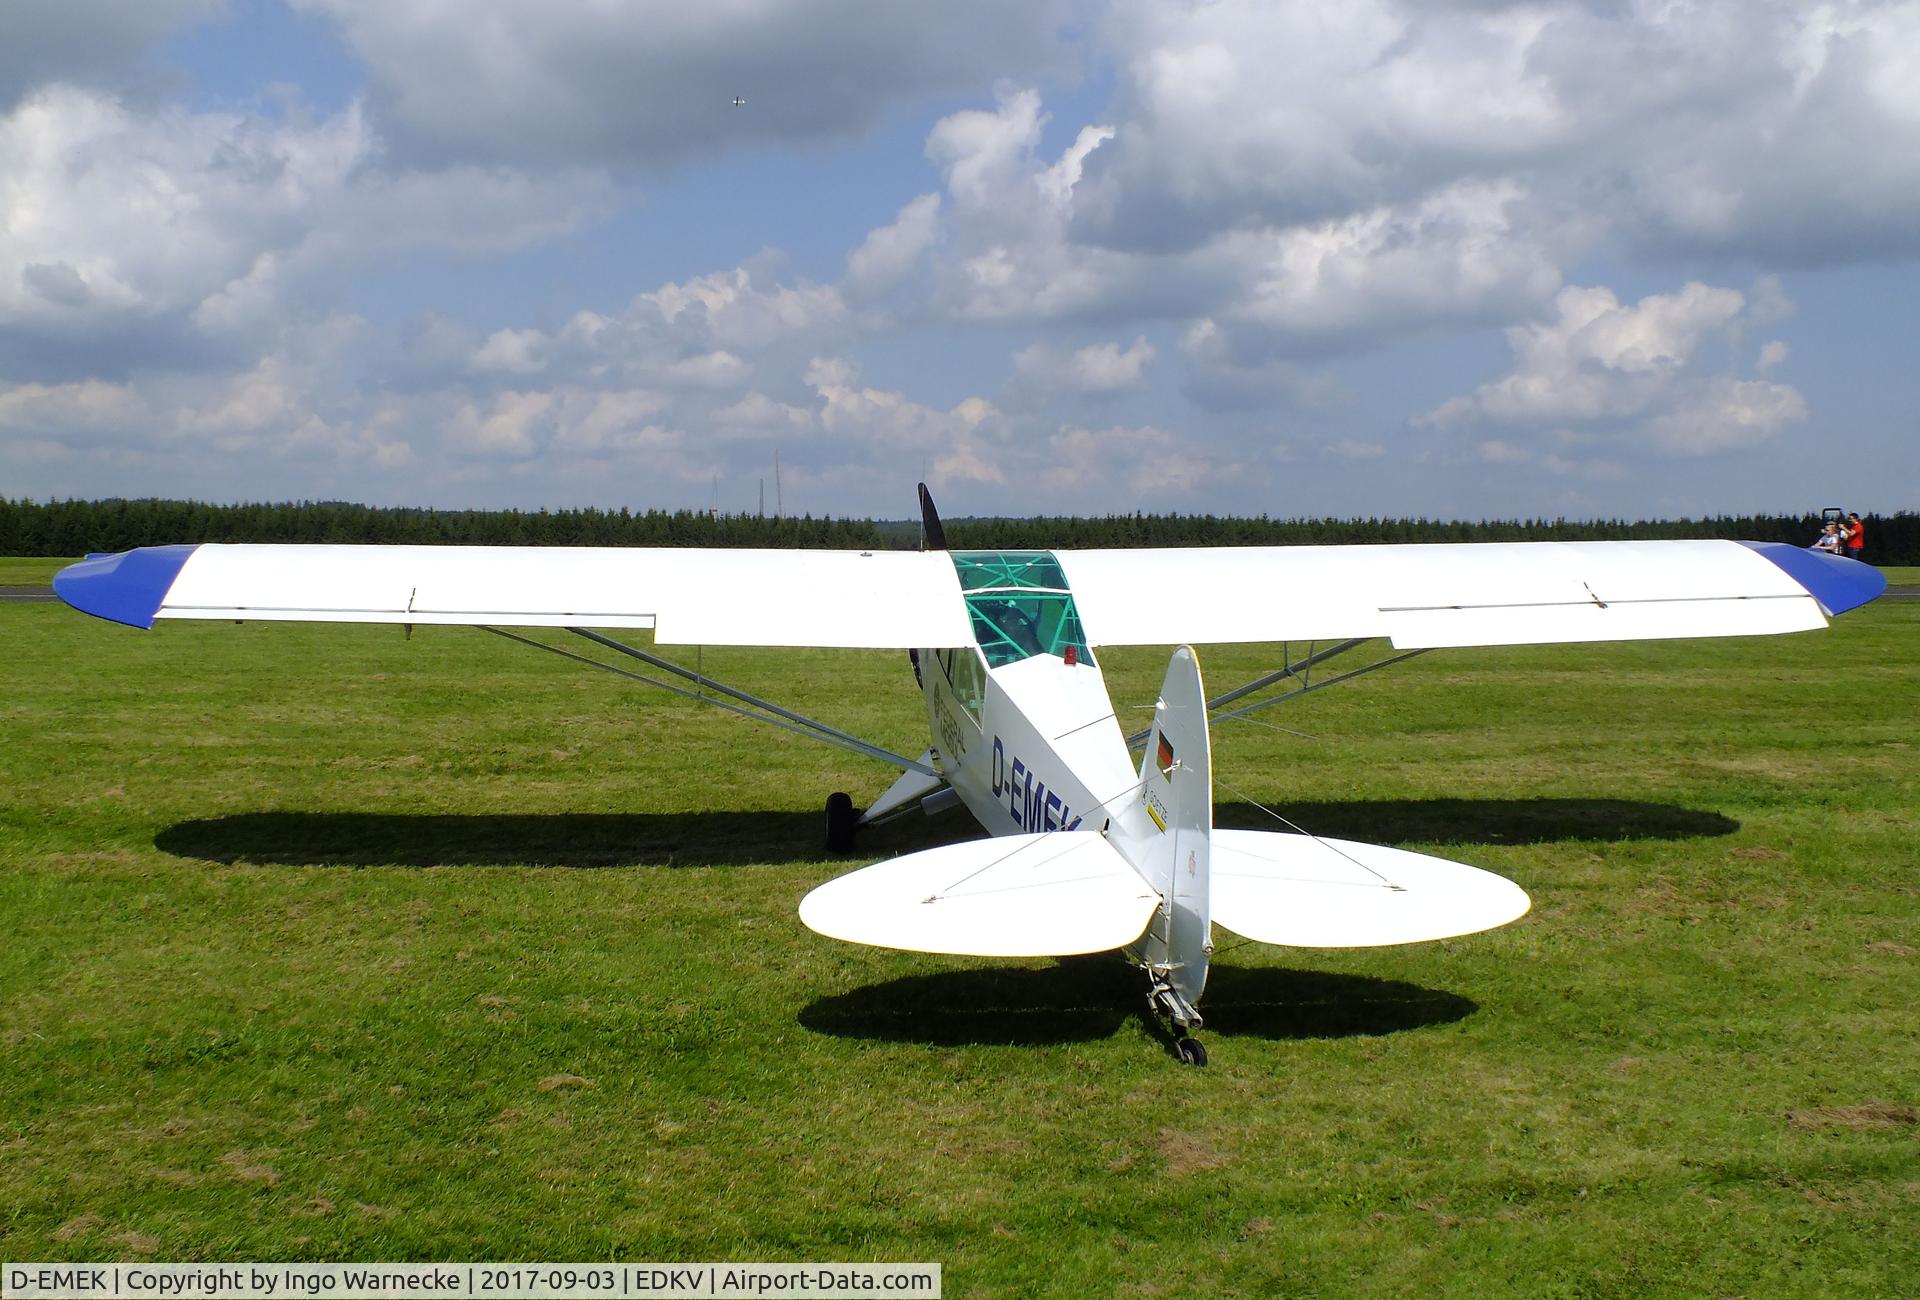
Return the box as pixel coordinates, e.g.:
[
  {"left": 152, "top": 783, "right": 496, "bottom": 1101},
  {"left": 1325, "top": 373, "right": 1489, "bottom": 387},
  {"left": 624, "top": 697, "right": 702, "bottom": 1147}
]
[{"left": 1134, "top": 646, "right": 1213, "bottom": 1018}]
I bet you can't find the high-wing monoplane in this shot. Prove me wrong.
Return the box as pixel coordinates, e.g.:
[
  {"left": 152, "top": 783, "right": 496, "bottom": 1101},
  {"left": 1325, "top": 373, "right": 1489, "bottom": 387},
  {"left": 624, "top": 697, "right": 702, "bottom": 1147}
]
[{"left": 54, "top": 487, "right": 1886, "bottom": 1063}]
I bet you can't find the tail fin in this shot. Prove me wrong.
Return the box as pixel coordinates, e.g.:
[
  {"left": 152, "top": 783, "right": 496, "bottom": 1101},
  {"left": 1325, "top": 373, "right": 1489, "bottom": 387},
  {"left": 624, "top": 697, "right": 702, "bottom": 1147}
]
[
  {"left": 1135, "top": 646, "right": 1213, "bottom": 1015},
  {"left": 918, "top": 482, "right": 948, "bottom": 551}
]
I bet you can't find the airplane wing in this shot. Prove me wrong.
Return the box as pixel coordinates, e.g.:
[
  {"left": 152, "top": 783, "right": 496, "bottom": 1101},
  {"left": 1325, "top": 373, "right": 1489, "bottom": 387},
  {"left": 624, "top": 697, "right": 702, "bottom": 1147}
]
[
  {"left": 53, "top": 543, "right": 976, "bottom": 648},
  {"left": 1055, "top": 540, "right": 1884, "bottom": 648},
  {"left": 55, "top": 537, "right": 1882, "bottom": 653}
]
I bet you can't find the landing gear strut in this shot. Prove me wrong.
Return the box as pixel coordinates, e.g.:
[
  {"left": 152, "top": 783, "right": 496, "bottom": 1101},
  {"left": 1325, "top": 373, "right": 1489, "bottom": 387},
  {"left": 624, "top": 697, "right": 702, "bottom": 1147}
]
[
  {"left": 825, "top": 791, "right": 857, "bottom": 854},
  {"left": 1145, "top": 966, "right": 1209, "bottom": 1067}
]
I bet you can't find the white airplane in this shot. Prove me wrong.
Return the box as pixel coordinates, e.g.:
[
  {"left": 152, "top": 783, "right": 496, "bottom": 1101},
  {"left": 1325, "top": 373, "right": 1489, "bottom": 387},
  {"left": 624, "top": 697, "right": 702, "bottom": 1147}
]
[{"left": 54, "top": 487, "right": 1885, "bottom": 1064}]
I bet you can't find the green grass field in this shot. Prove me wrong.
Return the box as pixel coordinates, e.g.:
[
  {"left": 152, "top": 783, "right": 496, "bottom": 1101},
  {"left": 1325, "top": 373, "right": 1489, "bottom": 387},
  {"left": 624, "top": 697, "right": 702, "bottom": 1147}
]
[
  {"left": 0, "top": 557, "right": 74, "bottom": 583},
  {"left": 2, "top": 566, "right": 1915, "bottom": 1296}
]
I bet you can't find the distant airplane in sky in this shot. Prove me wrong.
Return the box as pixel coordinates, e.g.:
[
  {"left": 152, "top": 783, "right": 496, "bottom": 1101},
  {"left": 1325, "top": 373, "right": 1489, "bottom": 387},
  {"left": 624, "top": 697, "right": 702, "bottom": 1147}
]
[{"left": 732, "top": 96, "right": 747, "bottom": 107}]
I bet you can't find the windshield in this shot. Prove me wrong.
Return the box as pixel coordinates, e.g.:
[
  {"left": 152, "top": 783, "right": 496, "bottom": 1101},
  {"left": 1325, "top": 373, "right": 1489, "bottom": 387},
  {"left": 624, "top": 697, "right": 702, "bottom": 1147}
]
[{"left": 949, "top": 551, "right": 1096, "bottom": 669}]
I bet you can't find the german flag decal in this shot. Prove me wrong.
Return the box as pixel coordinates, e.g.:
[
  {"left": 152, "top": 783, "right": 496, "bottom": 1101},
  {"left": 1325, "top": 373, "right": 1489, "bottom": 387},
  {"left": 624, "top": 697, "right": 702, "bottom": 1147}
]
[{"left": 1156, "top": 731, "right": 1176, "bottom": 777}]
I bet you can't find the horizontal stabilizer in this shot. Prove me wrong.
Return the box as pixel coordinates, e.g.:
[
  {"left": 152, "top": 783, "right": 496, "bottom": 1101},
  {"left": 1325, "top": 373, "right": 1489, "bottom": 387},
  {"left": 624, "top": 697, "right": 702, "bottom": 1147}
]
[
  {"left": 1210, "top": 830, "right": 1529, "bottom": 948},
  {"left": 799, "top": 832, "right": 1159, "bottom": 957}
]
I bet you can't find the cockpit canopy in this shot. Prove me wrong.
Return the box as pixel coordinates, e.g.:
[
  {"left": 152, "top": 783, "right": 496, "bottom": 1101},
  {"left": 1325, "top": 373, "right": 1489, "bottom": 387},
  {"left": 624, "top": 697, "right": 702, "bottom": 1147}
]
[{"left": 950, "top": 551, "right": 1096, "bottom": 669}]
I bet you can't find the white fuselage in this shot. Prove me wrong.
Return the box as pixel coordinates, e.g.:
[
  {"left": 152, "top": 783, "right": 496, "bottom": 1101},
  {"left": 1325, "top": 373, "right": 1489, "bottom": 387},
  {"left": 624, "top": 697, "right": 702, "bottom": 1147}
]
[
  {"left": 920, "top": 645, "right": 1152, "bottom": 846},
  {"left": 916, "top": 639, "right": 1214, "bottom": 1021}
]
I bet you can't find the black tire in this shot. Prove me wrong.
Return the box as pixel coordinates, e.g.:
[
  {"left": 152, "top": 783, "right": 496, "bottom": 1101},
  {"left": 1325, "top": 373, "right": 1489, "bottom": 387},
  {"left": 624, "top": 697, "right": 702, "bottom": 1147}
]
[
  {"left": 826, "top": 791, "right": 857, "bottom": 854},
  {"left": 1175, "top": 1036, "right": 1209, "bottom": 1067}
]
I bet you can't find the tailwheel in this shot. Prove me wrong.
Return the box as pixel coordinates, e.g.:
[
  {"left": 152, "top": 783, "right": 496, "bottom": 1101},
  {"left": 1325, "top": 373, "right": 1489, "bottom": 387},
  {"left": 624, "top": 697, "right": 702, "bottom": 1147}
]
[
  {"left": 1144, "top": 968, "right": 1209, "bottom": 1065},
  {"left": 825, "top": 791, "right": 857, "bottom": 854}
]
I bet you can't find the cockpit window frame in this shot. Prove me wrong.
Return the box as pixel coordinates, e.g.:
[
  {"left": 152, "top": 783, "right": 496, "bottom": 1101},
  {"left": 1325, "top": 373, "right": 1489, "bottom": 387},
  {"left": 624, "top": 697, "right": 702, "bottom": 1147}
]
[{"left": 948, "top": 551, "right": 1097, "bottom": 669}]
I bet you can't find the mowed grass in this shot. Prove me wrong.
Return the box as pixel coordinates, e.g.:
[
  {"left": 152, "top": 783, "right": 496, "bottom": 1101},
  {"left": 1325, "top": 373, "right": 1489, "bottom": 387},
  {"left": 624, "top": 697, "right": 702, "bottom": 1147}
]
[
  {"left": 1, "top": 584, "right": 1916, "bottom": 1297},
  {"left": 0, "top": 557, "right": 73, "bottom": 584}
]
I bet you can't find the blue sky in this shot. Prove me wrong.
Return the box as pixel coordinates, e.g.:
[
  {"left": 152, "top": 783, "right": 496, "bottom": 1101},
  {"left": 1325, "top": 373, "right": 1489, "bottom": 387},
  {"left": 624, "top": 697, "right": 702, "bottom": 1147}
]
[{"left": 3, "top": 0, "right": 1917, "bottom": 522}]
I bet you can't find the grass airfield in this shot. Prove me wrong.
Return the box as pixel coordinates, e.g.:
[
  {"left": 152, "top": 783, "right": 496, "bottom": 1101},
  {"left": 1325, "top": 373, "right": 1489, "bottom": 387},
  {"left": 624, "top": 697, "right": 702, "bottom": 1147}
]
[{"left": 2, "top": 557, "right": 1916, "bottom": 1297}]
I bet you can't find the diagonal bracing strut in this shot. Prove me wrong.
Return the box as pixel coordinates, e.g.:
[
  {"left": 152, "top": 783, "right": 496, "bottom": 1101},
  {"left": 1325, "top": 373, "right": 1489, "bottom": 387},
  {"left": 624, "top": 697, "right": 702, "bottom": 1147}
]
[
  {"left": 480, "top": 625, "right": 937, "bottom": 776},
  {"left": 1125, "top": 637, "right": 1426, "bottom": 748},
  {"left": 1208, "top": 646, "right": 1430, "bottom": 727}
]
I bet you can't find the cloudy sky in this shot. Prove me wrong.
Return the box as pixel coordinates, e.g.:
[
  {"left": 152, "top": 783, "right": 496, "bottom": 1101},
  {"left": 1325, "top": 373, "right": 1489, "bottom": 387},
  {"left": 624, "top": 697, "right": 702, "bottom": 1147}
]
[{"left": 4, "top": 0, "right": 1918, "bottom": 521}]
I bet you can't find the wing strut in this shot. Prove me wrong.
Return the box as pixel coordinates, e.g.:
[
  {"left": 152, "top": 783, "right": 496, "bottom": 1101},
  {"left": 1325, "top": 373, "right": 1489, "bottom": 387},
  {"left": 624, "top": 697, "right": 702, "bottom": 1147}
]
[
  {"left": 1124, "top": 637, "right": 1427, "bottom": 748},
  {"left": 1210, "top": 647, "right": 1429, "bottom": 726},
  {"left": 479, "top": 626, "right": 936, "bottom": 776},
  {"left": 1202, "top": 638, "right": 1369, "bottom": 712}
]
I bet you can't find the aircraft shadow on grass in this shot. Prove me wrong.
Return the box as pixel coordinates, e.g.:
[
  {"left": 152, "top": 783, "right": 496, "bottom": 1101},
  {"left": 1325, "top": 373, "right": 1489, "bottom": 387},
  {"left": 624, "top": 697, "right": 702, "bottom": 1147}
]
[
  {"left": 155, "top": 810, "right": 844, "bottom": 868},
  {"left": 154, "top": 796, "right": 1737, "bottom": 871},
  {"left": 797, "top": 959, "right": 1478, "bottom": 1048},
  {"left": 1216, "top": 796, "right": 1738, "bottom": 845}
]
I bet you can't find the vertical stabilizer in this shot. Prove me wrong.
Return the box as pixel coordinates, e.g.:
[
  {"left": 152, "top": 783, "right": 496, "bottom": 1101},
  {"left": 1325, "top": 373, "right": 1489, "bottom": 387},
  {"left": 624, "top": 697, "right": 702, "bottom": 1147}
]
[{"left": 1134, "top": 646, "right": 1214, "bottom": 1021}]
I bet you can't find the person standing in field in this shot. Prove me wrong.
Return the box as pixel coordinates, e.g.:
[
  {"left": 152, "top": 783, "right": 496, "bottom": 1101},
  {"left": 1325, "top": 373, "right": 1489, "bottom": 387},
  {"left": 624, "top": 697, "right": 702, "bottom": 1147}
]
[{"left": 1845, "top": 512, "right": 1867, "bottom": 563}]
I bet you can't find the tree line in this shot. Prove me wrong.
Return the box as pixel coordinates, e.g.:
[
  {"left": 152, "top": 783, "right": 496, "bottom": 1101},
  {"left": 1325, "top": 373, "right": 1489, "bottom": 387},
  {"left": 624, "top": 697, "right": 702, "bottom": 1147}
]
[
  {"left": 942, "top": 510, "right": 1919, "bottom": 561},
  {"left": 2, "top": 497, "right": 1913, "bottom": 564},
  {"left": 0, "top": 498, "right": 885, "bottom": 553}
]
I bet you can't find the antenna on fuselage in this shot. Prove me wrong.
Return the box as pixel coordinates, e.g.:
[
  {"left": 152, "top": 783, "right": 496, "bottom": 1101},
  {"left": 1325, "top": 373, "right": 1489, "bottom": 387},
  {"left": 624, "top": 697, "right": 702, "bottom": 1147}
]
[{"left": 918, "top": 482, "right": 947, "bottom": 552}]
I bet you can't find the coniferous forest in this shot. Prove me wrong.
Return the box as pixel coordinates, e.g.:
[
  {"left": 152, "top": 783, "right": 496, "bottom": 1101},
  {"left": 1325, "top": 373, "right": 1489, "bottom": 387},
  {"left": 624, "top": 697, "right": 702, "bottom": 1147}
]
[{"left": 0, "top": 497, "right": 1913, "bottom": 564}]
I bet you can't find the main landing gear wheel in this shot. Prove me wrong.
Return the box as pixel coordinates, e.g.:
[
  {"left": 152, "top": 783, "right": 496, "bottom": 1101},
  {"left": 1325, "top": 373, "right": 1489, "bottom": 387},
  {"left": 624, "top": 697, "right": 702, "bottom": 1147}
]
[
  {"left": 1174, "top": 1036, "right": 1208, "bottom": 1068},
  {"left": 825, "top": 791, "right": 857, "bottom": 854}
]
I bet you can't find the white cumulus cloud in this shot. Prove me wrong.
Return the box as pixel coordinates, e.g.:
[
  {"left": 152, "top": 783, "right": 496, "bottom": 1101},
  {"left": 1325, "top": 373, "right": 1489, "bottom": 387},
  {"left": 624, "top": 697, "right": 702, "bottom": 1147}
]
[
  {"left": 1423, "top": 281, "right": 1808, "bottom": 456},
  {"left": 1011, "top": 336, "right": 1156, "bottom": 398},
  {"left": 290, "top": 0, "right": 1076, "bottom": 169},
  {"left": 845, "top": 193, "right": 942, "bottom": 300},
  {"left": 1078, "top": 0, "right": 1920, "bottom": 265}
]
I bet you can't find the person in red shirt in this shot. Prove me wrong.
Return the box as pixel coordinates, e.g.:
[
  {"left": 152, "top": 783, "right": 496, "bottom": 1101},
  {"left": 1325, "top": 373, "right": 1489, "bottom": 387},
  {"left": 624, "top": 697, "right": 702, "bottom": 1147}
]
[{"left": 1845, "top": 512, "right": 1867, "bottom": 563}]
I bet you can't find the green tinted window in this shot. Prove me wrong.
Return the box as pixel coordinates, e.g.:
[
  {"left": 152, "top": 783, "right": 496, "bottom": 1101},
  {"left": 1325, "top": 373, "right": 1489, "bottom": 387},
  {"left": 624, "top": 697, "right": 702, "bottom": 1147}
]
[{"left": 949, "top": 551, "right": 1096, "bottom": 669}]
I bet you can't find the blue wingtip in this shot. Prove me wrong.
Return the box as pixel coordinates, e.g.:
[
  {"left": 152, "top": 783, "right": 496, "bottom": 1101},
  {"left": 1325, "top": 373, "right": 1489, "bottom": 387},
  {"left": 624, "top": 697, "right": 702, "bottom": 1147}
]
[
  {"left": 1738, "top": 541, "right": 1887, "bottom": 616},
  {"left": 53, "top": 544, "right": 200, "bottom": 629}
]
